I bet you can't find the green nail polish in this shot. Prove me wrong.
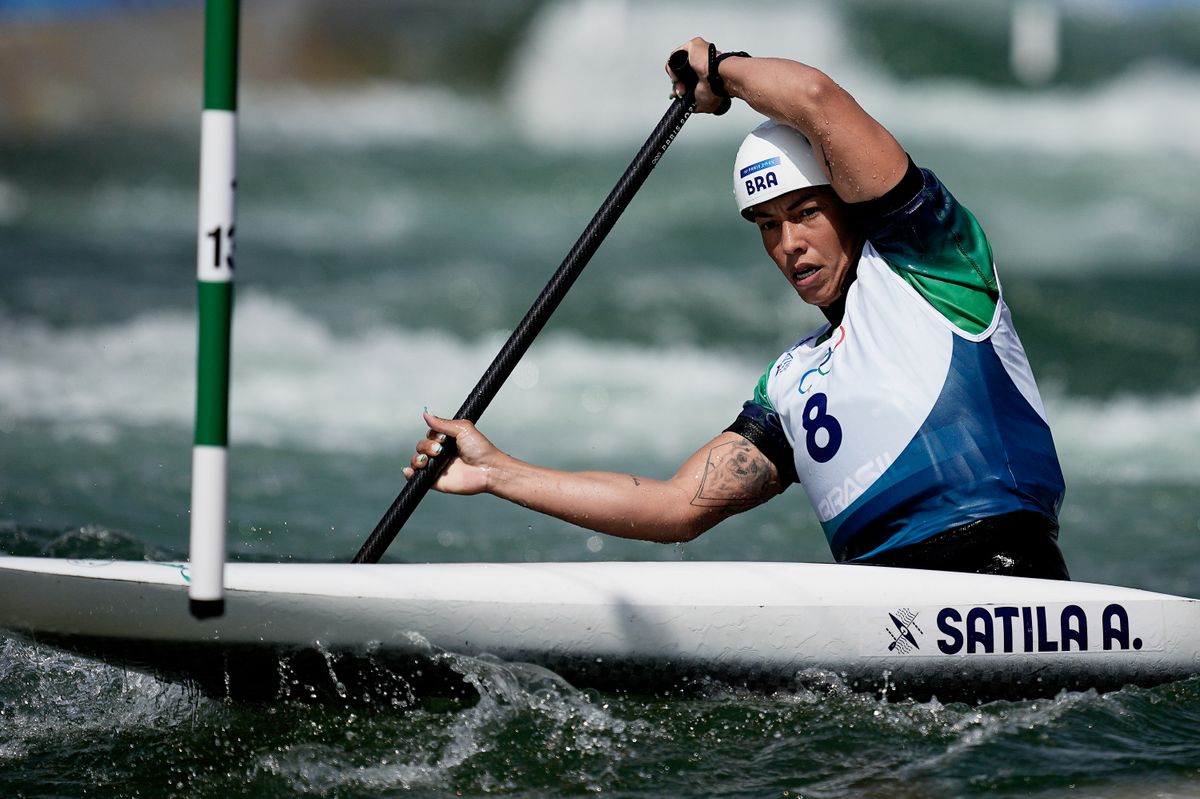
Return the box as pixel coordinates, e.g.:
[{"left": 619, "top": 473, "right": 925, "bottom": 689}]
[{"left": 431, "top": 443, "right": 443, "bottom": 456}]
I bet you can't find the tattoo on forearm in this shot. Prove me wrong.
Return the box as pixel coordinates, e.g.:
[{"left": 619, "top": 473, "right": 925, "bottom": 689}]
[
  {"left": 691, "top": 441, "right": 779, "bottom": 510},
  {"left": 630, "top": 475, "right": 641, "bottom": 487}
]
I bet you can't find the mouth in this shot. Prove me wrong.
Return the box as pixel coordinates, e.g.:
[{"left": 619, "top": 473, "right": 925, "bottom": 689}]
[{"left": 791, "top": 264, "right": 820, "bottom": 285}]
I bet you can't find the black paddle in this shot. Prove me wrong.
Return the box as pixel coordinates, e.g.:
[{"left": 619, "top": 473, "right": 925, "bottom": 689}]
[{"left": 352, "top": 52, "right": 701, "bottom": 564}]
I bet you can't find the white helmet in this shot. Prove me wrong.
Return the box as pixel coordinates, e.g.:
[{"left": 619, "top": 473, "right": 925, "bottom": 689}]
[{"left": 733, "top": 120, "right": 828, "bottom": 220}]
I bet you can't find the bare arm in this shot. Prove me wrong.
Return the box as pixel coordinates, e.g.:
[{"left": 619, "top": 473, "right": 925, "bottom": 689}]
[
  {"left": 668, "top": 38, "right": 908, "bottom": 203},
  {"left": 405, "top": 413, "right": 783, "bottom": 543}
]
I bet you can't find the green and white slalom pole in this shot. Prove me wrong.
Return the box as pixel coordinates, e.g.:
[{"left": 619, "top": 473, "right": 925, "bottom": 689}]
[{"left": 189, "top": 0, "right": 239, "bottom": 620}]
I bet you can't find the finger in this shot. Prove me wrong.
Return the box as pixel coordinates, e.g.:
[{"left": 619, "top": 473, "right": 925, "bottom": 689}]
[
  {"left": 414, "top": 437, "right": 445, "bottom": 458},
  {"left": 665, "top": 67, "right": 684, "bottom": 100},
  {"left": 422, "top": 413, "right": 483, "bottom": 453},
  {"left": 666, "top": 38, "right": 703, "bottom": 98},
  {"left": 666, "top": 37, "right": 706, "bottom": 73},
  {"left": 422, "top": 410, "right": 469, "bottom": 439}
]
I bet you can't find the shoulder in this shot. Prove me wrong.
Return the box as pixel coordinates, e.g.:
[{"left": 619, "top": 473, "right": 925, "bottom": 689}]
[{"left": 849, "top": 158, "right": 1000, "bottom": 334}]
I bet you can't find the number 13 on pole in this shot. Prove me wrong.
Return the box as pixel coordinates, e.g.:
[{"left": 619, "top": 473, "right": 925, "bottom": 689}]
[{"left": 190, "top": 0, "right": 239, "bottom": 619}]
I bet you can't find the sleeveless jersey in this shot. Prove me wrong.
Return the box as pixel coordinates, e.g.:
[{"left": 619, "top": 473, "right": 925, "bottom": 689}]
[{"left": 735, "top": 164, "right": 1065, "bottom": 562}]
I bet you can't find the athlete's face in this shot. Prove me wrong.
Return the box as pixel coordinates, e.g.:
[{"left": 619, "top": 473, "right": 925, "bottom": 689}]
[{"left": 750, "top": 187, "right": 862, "bottom": 308}]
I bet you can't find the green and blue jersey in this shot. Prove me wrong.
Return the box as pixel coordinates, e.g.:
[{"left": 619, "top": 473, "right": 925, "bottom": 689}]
[{"left": 731, "top": 161, "right": 1065, "bottom": 562}]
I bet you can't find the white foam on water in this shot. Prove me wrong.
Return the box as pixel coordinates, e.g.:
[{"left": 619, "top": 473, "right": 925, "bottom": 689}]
[
  {"left": 504, "top": 0, "right": 854, "bottom": 150},
  {"left": 503, "top": 0, "right": 1200, "bottom": 160},
  {"left": 82, "top": 0, "right": 1192, "bottom": 279},
  {"left": 239, "top": 83, "right": 501, "bottom": 149},
  {"left": 494, "top": 0, "right": 1200, "bottom": 272},
  {"left": 0, "top": 637, "right": 197, "bottom": 754},
  {"left": 1046, "top": 391, "right": 1200, "bottom": 484},
  {"left": 0, "top": 295, "right": 759, "bottom": 463},
  {"left": 873, "top": 63, "right": 1200, "bottom": 158},
  {"left": 24, "top": 176, "right": 419, "bottom": 256},
  {"left": 1, "top": 296, "right": 1196, "bottom": 483},
  {"left": 214, "top": 1, "right": 1200, "bottom": 162},
  {"left": 257, "top": 651, "right": 639, "bottom": 794},
  {"left": 227, "top": 296, "right": 767, "bottom": 464},
  {"left": 242, "top": 188, "right": 420, "bottom": 254},
  {"left": 0, "top": 310, "right": 195, "bottom": 443}
]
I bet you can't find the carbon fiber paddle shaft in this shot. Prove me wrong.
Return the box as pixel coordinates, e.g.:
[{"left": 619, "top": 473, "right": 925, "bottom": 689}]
[{"left": 353, "top": 54, "right": 700, "bottom": 563}]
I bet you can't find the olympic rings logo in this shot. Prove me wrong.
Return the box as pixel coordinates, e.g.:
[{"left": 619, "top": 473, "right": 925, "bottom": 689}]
[{"left": 797, "top": 325, "right": 846, "bottom": 395}]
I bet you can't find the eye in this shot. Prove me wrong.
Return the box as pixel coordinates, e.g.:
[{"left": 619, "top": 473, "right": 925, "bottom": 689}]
[
  {"left": 757, "top": 219, "right": 780, "bottom": 233},
  {"left": 796, "top": 205, "right": 820, "bottom": 221}
]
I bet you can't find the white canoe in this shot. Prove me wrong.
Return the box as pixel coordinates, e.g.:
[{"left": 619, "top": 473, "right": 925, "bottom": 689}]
[{"left": 1, "top": 556, "right": 1197, "bottom": 702}]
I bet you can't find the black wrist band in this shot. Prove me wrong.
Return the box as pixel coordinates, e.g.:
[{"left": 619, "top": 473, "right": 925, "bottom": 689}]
[{"left": 707, "top": 44, "right": 750, "bottom": 99}]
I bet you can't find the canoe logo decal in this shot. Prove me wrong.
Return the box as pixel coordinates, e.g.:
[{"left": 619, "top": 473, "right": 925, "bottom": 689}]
[{"left": 884, "top": 607, "right": 923, "bottom": 654}]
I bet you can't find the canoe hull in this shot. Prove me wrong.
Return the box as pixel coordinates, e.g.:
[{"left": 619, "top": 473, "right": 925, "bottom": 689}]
[{"left": 2, "top": 557, "right": 1197, "bottom": 702}]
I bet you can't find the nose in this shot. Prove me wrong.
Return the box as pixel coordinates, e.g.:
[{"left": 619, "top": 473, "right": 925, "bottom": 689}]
[{"left": 780, "top": 220, "right": 807, "bottom": 255}]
